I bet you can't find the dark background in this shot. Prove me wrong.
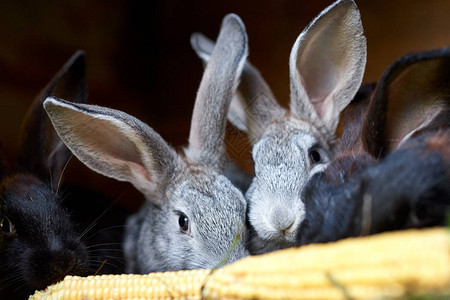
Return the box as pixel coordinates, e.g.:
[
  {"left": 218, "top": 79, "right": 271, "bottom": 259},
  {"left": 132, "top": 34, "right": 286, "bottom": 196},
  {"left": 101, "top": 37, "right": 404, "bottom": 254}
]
[{"left": 1, "top": 0, "right": 450, "bottom": 212}]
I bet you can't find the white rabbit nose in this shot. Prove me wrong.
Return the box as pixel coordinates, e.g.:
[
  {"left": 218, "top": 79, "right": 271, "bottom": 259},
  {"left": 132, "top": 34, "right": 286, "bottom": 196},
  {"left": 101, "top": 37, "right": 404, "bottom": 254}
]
[{"left": 269, "top": 206, "right": 295, "bottom": 232}]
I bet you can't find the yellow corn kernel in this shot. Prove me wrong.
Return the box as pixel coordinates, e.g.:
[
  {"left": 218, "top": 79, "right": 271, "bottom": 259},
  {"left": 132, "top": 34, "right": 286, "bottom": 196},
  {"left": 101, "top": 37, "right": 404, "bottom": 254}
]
[
  {"left": 203, "top": 228, "right": 450, "bottom": 299},
  {"left": 30, "top": 228, "right": 450, "bottom": 300},
  {"left": 30, "top": 270, "right": 211, "bottom": 300}
]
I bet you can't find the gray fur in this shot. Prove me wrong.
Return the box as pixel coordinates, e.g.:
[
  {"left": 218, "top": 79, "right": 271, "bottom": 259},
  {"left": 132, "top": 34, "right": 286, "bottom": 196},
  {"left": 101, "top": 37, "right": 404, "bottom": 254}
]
[
  {"left": 191, "top": 0, "right": 366, "bottom": 254},
  {"left": 44, "top": 14, "right": 250, "bottom": 273},
  {"left": 187, "top": 15, "right": 247, "bottom": 171}
]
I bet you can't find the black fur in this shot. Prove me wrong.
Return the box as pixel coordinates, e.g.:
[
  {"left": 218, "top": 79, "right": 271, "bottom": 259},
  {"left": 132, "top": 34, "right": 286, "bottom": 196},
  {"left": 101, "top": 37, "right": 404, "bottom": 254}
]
[
  {"left": 0, "top": 174, "right": 88, "bottom": 298},
  {"left": 0, "top": 51, "right": 126, "bottom": 299},
  {"left": 297, "top": 47, "right": 450, "bottom": 246},
  {"left": 299, "top": 134, "right": 450, "bottom": 245}
]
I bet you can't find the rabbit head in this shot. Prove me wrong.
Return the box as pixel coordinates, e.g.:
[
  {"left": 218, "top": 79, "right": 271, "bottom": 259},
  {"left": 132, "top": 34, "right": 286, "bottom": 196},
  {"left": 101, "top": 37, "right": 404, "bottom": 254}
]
[
  {"left": 0, "top": 51, "right": 88, "bottom": 298},
  {"left": 191, "top": 0, "right": 366, "bottom": 253},
  {"left": 44, "top": 14, "right": 249, "bottom": 273},
  {"left": 298, "top": 47, "right": 450, "bottom": 245}
]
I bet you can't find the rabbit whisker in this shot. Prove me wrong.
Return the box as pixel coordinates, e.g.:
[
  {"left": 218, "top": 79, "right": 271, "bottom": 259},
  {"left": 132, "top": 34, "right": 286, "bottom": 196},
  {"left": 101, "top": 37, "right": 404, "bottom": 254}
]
[
  {"left": 56, "top": 154, "right": 74, "bottom": 194},
  {"left": 78, "top": 221, "right": 98, "bottom": 241},
  {"left": 87, "top": 260, "right": 122, "bottom": 273},
  {"left": 85, "top": 242, "right": 124, "bottom": 249},
  {"left": 1, "top": 271, "right": 23, "bottom": 286},
  {"left": 3, "top": 274, "right": 30, "bottom": 296},
  {"left": 87, "top": 251, "right": 126, "bottom": 258},
  {"left": 83, "top": 225, "right": 125, "bottom": 243},
  {"left": 88, "top": 254, "right": 125, "bottom": 260},
  {"left": 78, "top": 193, "right": 125, "bottom": 241},
  {"left": 89, "top": 249, "right": 125, "bottom": 253},
  {"left": 87, "top": 258, "right": 123, "bottom": 267}
]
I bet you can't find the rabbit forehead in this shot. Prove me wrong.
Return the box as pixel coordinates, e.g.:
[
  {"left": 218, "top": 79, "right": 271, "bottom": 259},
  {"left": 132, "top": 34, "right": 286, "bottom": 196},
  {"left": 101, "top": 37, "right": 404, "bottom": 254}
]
[
  {"left": 253, "top": 116, "right": 332, "bottom": 168},
  {"left": 263, "top": 115, "right": 332, "bottom": 150},
  {"left": 0, "top": 174, "right": 77, "bottom": 242},
  {"left": 247, "top": 159, "right": 310, "bottom": 217},
  {"left": 170, "top": 174, "right": 246, "bottom": 216}
]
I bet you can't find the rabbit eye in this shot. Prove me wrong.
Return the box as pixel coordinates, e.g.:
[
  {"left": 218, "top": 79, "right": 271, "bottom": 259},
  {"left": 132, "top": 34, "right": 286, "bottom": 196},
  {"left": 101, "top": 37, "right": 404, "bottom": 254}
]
[
  {"left": 309, "top": 149, "right": 321, "bottom": 164},
  {"left": 178, "top": 214, "right": 190, "bottom": 234},
  {"left": 0, "top": 216, "right": 15, "bottom": 234}
]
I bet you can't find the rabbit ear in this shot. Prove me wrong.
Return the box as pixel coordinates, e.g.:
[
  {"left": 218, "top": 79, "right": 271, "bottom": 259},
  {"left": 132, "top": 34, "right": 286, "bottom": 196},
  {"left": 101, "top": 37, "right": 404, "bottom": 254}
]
[
  {"left": 17, "top": 50, "right": 87, "bottom": 184},
  {"left": 191, "top": 33, "right": 284, "bottom": 145},
  {"left": 362, "top": 47, "right": 450, "bottom": 157},
  {"left": 187, "top": 14, "right": 248, "bottom": 169},
  {"left": 44, "top": 97, "right": 177, "bottom": 205},
  {"left": 289, "top": 0, "right": 366, "bottom": 136},
  {"left": 190, "top": 33, "right": 214, "bottom": 67},
  {"left": 339, "top": 82, "right": 376, "bottom": 153}
]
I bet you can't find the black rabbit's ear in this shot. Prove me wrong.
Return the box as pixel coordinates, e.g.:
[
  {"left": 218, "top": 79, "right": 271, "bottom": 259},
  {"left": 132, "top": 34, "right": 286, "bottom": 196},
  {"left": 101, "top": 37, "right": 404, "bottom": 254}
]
[
  {"left": 362, "top": 47, "right": 450, "bottom": 157},
  {"left": 17, "top": 51, "right": 87, "bottom": 185},
  {"left": 339, "top": 82, "right": 376, "bottom": 153}
]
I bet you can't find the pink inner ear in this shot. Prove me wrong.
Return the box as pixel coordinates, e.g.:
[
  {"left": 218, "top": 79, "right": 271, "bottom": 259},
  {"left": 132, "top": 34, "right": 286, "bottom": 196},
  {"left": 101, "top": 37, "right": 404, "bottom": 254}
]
[
  {"left": 298, "top": 27, "right": 340, "bottom": 120},
  {"left": 300, "top": 63, "right": 338, "bottom": 120},
  {"left": 77, "top": 116, "right": 152, "bottom": 183},
  {"left": 293, "top": 1, "right": 365, "bottom": 126},
  {"left": 128, "top": 160, "right": 152, "bottom": 182},
  {"left": 309, "top": 97, "right": 326, "bottom": 119}
]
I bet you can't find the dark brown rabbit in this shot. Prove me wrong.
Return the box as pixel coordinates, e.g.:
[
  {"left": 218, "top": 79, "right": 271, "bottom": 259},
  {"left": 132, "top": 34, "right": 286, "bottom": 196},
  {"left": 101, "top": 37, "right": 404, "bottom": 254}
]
[
  {"left": 0, "top": 51, "right": 90, "bottom": 299},
  {"left": 297, "top": 47, "right": 450, "bottom": 245}
]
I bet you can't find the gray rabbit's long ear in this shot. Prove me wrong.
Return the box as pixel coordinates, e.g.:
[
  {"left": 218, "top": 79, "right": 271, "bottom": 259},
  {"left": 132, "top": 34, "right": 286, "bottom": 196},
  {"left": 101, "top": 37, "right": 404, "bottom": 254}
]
[
  {"left": 187, "top": 14, "right": 248, "bottom": 169},
  {"left": 289, "top": 0, "right": 366, "bottom": 137},
  {"left": 191, "top": 33, "right": 284, "bottom": 145},
  {"left": 362, "top": 47, "right": 450, "bottom": 157},
  {"left": 18, "top": 50, "right": 87, "bottom": 185},
  {"left": 44, "top": 97, "right": 178, "bottom": 205}
]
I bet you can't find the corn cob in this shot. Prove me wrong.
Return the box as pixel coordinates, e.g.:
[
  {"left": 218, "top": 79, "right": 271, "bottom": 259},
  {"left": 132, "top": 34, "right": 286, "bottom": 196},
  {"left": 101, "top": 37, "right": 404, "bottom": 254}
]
[
  {"left": 30, "top": 228, "right": 450, "bottom": 300},
  {"left": 204, "top": 228, "right": 450, "bottom": 299},
  {"left": 30, "top": 270, "right": 211, "bottom": 300}
]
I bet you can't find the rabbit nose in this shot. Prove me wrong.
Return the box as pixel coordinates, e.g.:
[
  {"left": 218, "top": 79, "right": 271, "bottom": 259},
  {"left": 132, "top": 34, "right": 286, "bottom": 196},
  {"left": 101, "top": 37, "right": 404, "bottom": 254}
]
[
  {"left": 269, "top": 207, "right": 295, "bottom": 232},
  {"left": 48, "top": 251, "right": 77, "bottom": 275},
  {"left": 29, "top": 249, "right": 84, "bottom": 289}
]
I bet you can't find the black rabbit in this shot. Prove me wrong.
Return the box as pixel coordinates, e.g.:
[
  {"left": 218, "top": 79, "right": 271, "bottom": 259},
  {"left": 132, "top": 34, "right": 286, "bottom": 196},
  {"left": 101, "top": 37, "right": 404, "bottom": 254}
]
[
  {"left": 297, "top": 47, "right": 450, "bottom": 245},
  {"left": 0, "top": 51, "right": 89, "bottom": 298}
]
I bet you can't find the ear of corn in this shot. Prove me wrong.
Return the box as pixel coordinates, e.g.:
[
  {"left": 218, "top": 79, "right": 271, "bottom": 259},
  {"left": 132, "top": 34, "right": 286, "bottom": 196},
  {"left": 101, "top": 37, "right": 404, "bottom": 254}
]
[
  {"left": 30, "top": 270, "right": 211, "bottom": 300},
  {"left": 30, "top": 228, "right": 450, "bottom": 300},
  {"left": 203, "top": 228, "right": 450, "bottom": 299}
]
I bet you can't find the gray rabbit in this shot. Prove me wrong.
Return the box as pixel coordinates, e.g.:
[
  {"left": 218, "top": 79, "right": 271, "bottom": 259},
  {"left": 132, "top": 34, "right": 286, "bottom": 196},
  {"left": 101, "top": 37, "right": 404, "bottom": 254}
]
[
  {"left": 191, "top": 0, "right": 367, "bottom": 254},
  {"left": 44, "top": 14, "right": 250, "bottom": 273}
]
